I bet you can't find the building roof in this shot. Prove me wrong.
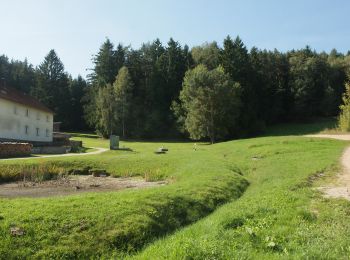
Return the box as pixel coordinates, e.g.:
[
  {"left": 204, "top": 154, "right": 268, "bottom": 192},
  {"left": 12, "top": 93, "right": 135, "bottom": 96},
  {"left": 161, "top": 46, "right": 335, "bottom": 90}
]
[{"left": 0, "top": 85, "right": 53, "bottom": 114}]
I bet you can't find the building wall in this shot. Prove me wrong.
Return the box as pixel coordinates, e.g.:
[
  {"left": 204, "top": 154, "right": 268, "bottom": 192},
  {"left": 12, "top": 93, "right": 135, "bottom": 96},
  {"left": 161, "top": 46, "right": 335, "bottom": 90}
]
[{"left": 0, "top": 98, "right": 53, "bottom": 142}]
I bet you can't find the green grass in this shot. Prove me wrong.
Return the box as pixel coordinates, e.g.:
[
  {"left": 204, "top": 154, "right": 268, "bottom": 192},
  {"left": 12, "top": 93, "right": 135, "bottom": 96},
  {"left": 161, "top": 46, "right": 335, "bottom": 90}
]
[
  {"left": 264, "top": 117, "right": 337, "bottom": 136},
  {"left": 0, "top": 121, "right": 349, "bottom": 258},
  {"left": 133, "top": 137, "right": 348, "bottom": 259},
  {"left": 0, "top": 138, "right": 248, "bottom": 258}
]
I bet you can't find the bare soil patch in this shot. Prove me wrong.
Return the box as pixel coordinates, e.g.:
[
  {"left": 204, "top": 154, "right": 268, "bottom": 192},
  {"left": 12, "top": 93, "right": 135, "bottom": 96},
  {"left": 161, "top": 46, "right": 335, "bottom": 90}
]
[
  {"left": 307, "top": 134, "right": 350, "bottom": 200},
  {"left": 318, "top": 146, "right": 350, "bottom": 200},
  {"left": 0, "top": 175, "right": 166, "bottom": 198}
]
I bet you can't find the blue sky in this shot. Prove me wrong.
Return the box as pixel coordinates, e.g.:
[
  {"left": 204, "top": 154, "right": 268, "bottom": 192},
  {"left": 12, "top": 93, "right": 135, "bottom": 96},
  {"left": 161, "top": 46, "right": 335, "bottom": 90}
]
[{"left": 0, "top": 0, "right": 349, "bottom": 78}]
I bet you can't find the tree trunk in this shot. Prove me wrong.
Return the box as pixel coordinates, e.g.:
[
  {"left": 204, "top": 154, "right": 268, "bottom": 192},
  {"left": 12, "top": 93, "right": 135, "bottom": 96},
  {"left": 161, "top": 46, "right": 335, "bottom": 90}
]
[
  {"left": 122, "top": 119, "right": 125, "bottom": 138},
  {"left": 122, "top": 104, "right": 125, "bottom": 138},
  {"left": 210, "top": 135, "right": 215, "bottom": 144},
  {"left": 209, "top": 100, "right": 215, "bottom": 144}
]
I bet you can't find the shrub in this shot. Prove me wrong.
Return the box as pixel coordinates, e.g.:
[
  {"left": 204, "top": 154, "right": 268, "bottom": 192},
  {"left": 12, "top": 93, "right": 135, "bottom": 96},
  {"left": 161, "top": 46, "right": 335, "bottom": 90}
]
[
  {"left": 0, "top": 162, "right": 67, "bottom": 183},
  {"left": 338, "top": 83, "right": 350, "bottom": 131}
]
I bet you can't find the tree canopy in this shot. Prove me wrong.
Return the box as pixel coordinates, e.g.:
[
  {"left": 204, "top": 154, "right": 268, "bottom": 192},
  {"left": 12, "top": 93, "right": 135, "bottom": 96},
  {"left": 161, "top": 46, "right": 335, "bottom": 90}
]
[
  {"left": 177, "top": 65, "right": 241, "bottom": 143},
  {"left": 1, "top": 36, "right": 350, "bottom": 140}
]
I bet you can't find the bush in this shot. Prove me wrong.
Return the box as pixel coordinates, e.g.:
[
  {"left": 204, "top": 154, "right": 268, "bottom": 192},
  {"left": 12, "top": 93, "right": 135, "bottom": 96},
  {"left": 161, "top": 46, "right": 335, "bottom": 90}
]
[
  {"left": 338, "top": 83, "right": 350, "bottom": 131},
  {"left": 0, "top": 162, "right": 67, "bottom": 183}
]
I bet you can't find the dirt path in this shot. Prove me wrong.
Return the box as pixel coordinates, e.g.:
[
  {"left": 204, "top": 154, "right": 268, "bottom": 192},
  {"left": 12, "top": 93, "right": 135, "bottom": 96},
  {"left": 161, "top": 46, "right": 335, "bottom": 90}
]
[
  {"left": 306, "top": 134, "right": 350, "bottom": 200},
  {"left": 0, "top": 147, "right": 108, "bottom": 161},
  {"left": 306, "top": 134, "right": 350, "bottom": 141}
]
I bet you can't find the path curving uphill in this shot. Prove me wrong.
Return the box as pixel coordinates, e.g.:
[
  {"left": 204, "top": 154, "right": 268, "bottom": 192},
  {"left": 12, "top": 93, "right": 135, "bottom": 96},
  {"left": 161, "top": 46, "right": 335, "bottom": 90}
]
[
  {"left": 0, "top": 147, "right": 108, "bottom": 161},
  {"left": 306, "top": 134, "right": 350, "bottom": 200}
]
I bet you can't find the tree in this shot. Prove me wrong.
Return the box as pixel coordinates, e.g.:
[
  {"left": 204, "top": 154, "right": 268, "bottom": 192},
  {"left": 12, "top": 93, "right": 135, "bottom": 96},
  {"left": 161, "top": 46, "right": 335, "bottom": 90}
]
[
  {"left": 0, "top": 56, "right": 36, "bottom": 94},
  {"left": 8, "top": 59, "right": 36, "bottom": 93},
  {"left": 328, "top": 51, "right": 347, "bottom": 114},
  {"left": 249, "top": 48, "right": 290, "bottom": 123},
  {"left": 85, "top": 40, "right": 127, "bottom": 133},
  {"left": 113, "top": 66, "right": 133, "bottom": 137},
  {"left": 69, "top": 76, "right": 88, "bottom": 130},
  {"left": 288, "top": 51, "right": 332, "bottom": 118},
  {"left": 191, "top": 42, "right": 220, "bottom": 69},
  {"left": 33, "top": 50, "right": 71, "bottom": 128},
  {"left": 95, "top": 84, "right": 116, "bottom": 137},
  {"left": 89, "top": 39, "right": 123, "bottom": 87},
  {"left": 122, "top": 38, "right": 190, "bottom": 138},
  {"left": 177, "top": 65, "right": 241, "bottom": 143},
  {"left": 220, "top": 36, "right": 262, "bottom": 135},
  {"left": 220, "top": 36, "right": 251, "bottom": 85},
  {"left": 338, "top": 83, "right": 350, "bottom": 131},
  {"left": 2, "top": 36, "right": 348, "bottom": 138}
]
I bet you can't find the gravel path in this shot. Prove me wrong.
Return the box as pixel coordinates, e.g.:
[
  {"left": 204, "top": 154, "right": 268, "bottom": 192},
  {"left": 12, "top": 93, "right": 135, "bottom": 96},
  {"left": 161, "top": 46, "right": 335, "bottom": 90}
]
[
  {"left": 306, "top": 134, "right": 350, "bottom": 200},
  {"left": 0, "top": 147, "right": 108, "bottom": 161}
]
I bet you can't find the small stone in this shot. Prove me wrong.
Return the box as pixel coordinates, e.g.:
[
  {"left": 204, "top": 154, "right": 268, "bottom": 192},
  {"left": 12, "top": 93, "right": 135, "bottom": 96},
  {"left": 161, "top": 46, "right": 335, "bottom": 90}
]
[
  {"left": 10, "top": 227, "right": 25, "bottom": 236},
  {"left": 90, "top": 169, "right": 109, "bottom": 177}
]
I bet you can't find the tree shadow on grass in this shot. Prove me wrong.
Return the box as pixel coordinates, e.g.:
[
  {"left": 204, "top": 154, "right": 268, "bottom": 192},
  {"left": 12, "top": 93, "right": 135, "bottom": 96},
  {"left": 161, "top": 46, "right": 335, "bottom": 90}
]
[{"left": 263, "top": 118, "right": 337, "bottom": 137}]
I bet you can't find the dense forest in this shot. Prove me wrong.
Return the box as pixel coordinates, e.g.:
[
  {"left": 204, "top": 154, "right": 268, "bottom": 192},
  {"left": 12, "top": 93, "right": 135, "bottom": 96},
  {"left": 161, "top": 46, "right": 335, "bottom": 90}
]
[{"left": 1, "top": 36, "right": 350, "bottom": 141}]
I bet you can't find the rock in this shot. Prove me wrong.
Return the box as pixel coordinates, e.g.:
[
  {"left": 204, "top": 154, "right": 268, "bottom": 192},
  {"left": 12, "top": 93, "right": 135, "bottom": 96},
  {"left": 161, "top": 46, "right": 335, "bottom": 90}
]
[
  {"left": 89, "top": 169, "right": 109, "bottom": 177},
  {"left": 10, "top": 227, "right": 25, "bottom": 236},
  {"left": 68, "top": 166, "right": 91, "bottom": 175},
  {"left": 155, "top": 147, "right": 168, "bottom": 154}
]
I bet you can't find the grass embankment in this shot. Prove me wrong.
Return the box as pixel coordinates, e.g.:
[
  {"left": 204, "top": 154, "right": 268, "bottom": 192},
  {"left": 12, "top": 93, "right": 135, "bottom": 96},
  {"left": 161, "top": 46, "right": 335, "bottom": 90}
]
[
  {"left": 0, "top": 138, "right": 248, "bottom": 258},
  {"left": 1, "top": 121, "right": 349, "bottom": 258},
  {"left": 134, "top": 137, "right": 349, "bottom": 259}
]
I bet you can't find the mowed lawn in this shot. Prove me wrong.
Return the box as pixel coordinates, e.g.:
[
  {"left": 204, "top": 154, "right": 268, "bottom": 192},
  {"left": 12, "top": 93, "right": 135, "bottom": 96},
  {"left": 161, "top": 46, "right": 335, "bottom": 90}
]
[{"left": 1, "top": 124, "right": 350, "bottom": 259}]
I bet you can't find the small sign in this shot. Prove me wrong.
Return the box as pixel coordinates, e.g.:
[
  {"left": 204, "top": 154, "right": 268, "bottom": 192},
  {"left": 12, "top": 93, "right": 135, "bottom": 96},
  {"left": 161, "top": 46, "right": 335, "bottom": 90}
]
[{"left": 110, "top": 135, "right": 119, "bottom": 150}]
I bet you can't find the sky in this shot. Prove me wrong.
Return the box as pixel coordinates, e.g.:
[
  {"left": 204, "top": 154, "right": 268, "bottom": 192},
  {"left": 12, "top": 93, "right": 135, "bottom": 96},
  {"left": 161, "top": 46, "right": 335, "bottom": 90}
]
[{"left": 0, "top": 0, "right": 349, "bottom": 78}]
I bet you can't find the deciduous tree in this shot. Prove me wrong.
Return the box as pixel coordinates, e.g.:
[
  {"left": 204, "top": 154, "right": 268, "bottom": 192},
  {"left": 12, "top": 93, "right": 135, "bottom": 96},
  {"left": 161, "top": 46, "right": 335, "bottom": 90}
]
[
  {"left": 114, "top": 66, "right": 133, "bottom": 137},
  {"left": 177, "top": 65, "right": 241, "bottom": 143}
]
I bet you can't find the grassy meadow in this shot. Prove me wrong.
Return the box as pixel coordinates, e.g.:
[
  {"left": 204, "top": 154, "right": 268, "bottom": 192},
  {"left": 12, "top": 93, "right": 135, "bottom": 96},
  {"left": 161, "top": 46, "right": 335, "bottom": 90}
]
[{"left": 1, "top": 121, "right": 350, "bottom": 258}]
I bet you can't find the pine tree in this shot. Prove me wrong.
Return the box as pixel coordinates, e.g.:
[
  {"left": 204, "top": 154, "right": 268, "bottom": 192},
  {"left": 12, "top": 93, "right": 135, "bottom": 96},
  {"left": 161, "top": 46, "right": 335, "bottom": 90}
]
[
  {"left": 34, "top": 50, "right": 71, "bottom": 128},
  {"left": 85, "top": 39, "right": 127, "bottom": 133},
  {"left": 220, "top": 36, "right": 261, "bottom": 135},
  {"left": 89, "top": 39, "right": 121, "bottom": 87},
  {"left": 69, "top": 76, "right": 88, "bottom": 130}
]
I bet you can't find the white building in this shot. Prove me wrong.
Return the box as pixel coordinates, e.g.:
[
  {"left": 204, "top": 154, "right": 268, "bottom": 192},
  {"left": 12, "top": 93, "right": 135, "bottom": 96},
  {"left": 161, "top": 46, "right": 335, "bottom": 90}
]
[{"left": 0, "top": 86, "right": 54, "bottom": 143}]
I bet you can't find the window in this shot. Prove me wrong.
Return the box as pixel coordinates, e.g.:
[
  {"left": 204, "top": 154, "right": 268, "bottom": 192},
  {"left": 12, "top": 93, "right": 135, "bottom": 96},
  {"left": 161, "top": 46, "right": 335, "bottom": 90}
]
[
  {"left": 46, "top": 129, "right": 50, "bottom": 137},
  {"left": 36, "top": 128, "right": 40, "bottom": 136},
  {"left": 25, "top": 125, "right": 29, "bottom": 135},
  {"left": 26, "top": 109, "right": 29, "bottom": 117},
  {"left": 36, "top": 112, "right": 40, "bottom": 120},
  {"left": 14, "top": 106, "right": 17, "bottom": 115}
]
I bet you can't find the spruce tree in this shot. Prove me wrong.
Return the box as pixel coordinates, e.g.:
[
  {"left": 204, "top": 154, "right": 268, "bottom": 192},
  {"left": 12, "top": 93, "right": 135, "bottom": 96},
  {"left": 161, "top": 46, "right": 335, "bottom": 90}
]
[{"left": 34, "top": 50, "right": 71, "bottom": 128}]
